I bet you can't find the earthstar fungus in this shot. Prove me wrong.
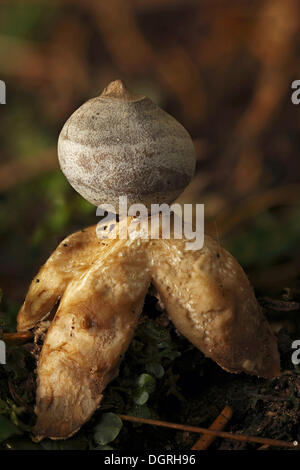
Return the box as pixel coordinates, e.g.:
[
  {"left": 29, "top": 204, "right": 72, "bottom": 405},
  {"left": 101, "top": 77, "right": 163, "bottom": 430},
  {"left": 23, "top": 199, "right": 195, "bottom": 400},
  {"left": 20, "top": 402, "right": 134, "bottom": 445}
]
[{"left": 17, "top": 80, "right": 280, "bottom": 440}]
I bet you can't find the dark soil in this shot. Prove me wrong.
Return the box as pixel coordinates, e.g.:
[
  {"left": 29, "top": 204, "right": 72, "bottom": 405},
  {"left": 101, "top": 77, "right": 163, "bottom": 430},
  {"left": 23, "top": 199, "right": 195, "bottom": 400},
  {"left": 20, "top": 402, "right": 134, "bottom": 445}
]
[
  {"left": 114, "top": 325, "right": 300, "bottom": 451},
  {"left": 1, "top": 293, "right": 300, "bottom": 451}
]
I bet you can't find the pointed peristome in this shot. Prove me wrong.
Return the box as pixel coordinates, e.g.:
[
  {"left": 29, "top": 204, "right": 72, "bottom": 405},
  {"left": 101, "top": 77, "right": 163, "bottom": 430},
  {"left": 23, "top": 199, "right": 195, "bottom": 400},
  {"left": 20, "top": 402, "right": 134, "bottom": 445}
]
[{"left": 100, "top": 79, "right": 144, "bottom": 102}]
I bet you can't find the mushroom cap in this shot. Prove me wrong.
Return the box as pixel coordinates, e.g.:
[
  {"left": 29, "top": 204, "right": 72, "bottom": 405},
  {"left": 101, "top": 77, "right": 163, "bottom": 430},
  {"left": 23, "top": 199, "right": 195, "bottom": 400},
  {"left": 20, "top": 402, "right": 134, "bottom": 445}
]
[{"left": 58, "top": 80, "right": 196, "bottom": 211}]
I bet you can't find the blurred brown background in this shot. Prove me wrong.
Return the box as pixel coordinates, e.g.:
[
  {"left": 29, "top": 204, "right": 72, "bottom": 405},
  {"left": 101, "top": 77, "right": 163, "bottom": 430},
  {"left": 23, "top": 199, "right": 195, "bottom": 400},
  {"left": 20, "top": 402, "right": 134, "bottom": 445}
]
[{"left": 0, "top": 0, "right": 300, "bottom": 326}]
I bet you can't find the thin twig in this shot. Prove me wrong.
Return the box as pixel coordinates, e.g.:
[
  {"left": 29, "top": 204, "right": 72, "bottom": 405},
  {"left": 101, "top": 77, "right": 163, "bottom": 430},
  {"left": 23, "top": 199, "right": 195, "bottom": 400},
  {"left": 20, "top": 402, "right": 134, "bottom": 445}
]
[
  {"left": 117, "top": 414, "right": 299, "bottom": 449},
  {"left": 3, "top": 332, "right": 33, "bottom": 344},
  {"left": 210, "top": 184, "right": 300, "bottom": 237},
  {"left": 8, "top": 378, "right": 34, "bottom": 414},
  {"left": 191, "top": 405, "right": 233, "bottom": 450}
]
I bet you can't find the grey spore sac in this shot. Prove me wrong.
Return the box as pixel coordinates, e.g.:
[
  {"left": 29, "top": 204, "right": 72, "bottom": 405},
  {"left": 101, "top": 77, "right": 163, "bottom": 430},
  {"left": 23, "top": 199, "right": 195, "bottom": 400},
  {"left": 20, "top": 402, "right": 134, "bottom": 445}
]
[{"left": 58, "top": 80, "right": 196, "bottom": 211}]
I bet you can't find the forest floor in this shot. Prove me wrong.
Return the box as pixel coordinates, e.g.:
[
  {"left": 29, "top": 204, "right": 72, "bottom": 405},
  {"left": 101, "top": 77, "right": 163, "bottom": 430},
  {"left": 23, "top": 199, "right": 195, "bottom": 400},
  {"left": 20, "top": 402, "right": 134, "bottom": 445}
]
[{"left": 1, "top": 290, "right": 300, "bottom": 451}]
